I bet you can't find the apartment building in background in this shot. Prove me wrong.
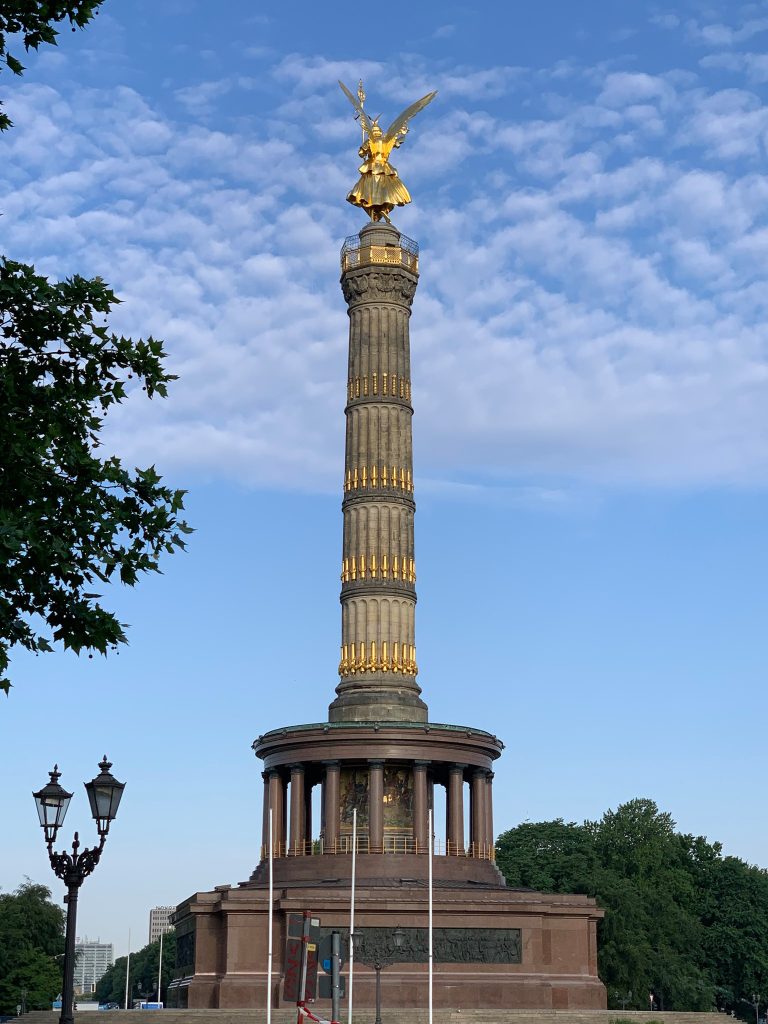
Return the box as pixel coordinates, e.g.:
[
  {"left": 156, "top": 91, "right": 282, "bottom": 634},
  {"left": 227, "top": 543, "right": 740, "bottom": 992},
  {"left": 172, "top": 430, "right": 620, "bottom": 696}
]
[
  {"left": 148, "top": 905, "right": 175, "bottom": 944},
  {"left": 74, "top": 939, "right": 113, "bottom": 994}
]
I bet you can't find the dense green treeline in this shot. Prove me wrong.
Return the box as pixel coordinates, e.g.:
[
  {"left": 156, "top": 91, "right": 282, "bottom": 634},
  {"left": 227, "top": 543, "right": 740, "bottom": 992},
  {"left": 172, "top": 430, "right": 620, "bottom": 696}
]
[
  {"left": 496, "top": 798, "right": 768, "bottom": 1013},
  {"left": 95, "top": 931, "right": 176, "bottom": 1006},
  {"left": 0, "top": 881, "right": 64, "bottom": 1014}
]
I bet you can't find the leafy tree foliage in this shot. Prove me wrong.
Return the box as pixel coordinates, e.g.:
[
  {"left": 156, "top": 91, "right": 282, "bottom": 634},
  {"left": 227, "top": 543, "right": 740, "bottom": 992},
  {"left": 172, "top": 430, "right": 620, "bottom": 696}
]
[
  {"left": 0, "top": 1, "right": 105, "bottom": 132},
  {"left": 1, "top": 3, "right": 190, "bottom": 694},
  {"left": 0, "top": 881, "right": 64, "bottom": 1014},
  {"left": 0, "top": 260, "right": 191, "bottom": 693},
  {"left": 95, "top": 931, "right": 176, "bottom": 1006},
  {"left": 497, "top": 798, "right": 768, "bottom": 1014}
]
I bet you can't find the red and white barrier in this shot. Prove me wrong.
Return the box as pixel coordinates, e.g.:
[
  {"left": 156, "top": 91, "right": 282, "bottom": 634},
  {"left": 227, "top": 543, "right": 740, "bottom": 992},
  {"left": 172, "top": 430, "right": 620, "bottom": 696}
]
[{"left": 298, "top": 1002, "right": 337, "bottom": 1024}]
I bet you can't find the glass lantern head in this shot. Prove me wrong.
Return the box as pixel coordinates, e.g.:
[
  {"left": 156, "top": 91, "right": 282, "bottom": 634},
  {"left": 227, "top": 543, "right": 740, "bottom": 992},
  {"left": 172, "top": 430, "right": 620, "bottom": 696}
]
[
  {"left": 33, "top": 766, "right": 73, "bottom": 844},
  {"left": 84, "top": 756, "right": 125, "bottom": 836}
]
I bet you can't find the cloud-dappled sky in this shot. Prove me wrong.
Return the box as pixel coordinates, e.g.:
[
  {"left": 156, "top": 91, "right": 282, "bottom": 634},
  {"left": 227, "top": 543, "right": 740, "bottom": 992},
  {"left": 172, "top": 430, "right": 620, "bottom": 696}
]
[{"left": 2, "top": 0, "right": 768, "bottom": 957}]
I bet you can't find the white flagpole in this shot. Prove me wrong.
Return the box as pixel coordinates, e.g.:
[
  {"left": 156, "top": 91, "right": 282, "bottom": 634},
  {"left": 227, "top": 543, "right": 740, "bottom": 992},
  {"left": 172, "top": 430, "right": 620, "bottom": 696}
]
[
  {"left": 428, "top": 807, "right": 433, "bottom": 1024},
  {"left": 157, "top": 930, "right": 164, "bottom": 1006},
  {"left": 124, "top": 928, "right": 131, "bottom": 1010},
  {"left": 348, "top": 808, "right": 357, "bottom": 1024},
  {"left": 268, "top": 807, "right": 274, "bottom": 1024}
]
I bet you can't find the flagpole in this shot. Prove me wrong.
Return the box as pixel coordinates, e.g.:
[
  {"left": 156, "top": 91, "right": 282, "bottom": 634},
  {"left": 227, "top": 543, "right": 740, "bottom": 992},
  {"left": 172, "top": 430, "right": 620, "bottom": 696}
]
[
  {"left": 268, "top": 806, "right": 274, "bottom": 1024},
  {"left": 348, "top": 808, "right": 357, "bottom": 1024},
  {"left": 428, "top": 807, "right": 433, "bottom": 1024},
  {"left": 124, "top": 928, "right": 131, "bottom": 1010},
  {"left": 157, "top": 930, "right": 163, "bottom": 1007}
]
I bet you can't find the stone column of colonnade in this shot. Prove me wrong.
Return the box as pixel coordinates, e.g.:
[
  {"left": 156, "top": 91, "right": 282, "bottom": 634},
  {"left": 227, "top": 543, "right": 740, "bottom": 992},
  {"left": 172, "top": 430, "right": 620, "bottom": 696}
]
[
  {"left": 329, "top": 221, "right": 428, "bottom": 724},
  {"left": 260, "top": 769, "right": 287, "bottom": 857},
  {"left": 440, "top": 765, "right": 496, "bottom": 858},
  {"left": 260, "top": 760, "right": 496, "bottom": 859}
]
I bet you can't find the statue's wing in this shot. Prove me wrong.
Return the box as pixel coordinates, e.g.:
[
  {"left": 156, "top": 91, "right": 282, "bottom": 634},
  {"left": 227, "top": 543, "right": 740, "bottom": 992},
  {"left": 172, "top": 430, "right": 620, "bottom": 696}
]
[
  {"left": 339, "top": 79, "right": 374, "bottom": 136},
  {"left": 383, "top": 90, "right": 438, "bottom": 142}
]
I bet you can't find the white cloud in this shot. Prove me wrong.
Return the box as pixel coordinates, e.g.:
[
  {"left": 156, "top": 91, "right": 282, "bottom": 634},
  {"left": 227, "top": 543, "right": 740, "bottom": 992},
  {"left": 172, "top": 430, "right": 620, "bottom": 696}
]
[
  {"left": 677, "top": 87, "right": 768, "bottom": 160},
  {"left": 597, "top": 72, "right": 676, "bottom": 109},
  {"left": 685, "top": 15, "right": 768, "bottom": 47},
  {"left": 3, "top": 43, "right": 768, "bottom": 492},
  {"left": 650, "top": 13, "right": 681, "bottom": 30},
  {"left": 701, "top": 49, "right": 768, "bottom": 81}
]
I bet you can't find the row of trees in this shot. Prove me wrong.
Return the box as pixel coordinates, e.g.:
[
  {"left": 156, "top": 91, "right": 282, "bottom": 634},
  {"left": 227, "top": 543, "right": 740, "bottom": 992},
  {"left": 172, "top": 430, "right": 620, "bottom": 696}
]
[
  {"left": 496, "top": 797, "right": 768, "bottom": 1013},
  {"left": 0, "top": 882, "right": 64, "bottom": 1014},
  {"left": 94, "top": 931, "right": 176, "bottom": 1007}
]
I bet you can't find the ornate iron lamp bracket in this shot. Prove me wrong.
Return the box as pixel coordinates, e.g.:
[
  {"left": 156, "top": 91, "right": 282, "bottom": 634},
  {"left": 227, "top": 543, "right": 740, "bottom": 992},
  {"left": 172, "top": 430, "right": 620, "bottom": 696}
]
[{"left": 48, "top": 831, "right": 106, "bottom": 888}]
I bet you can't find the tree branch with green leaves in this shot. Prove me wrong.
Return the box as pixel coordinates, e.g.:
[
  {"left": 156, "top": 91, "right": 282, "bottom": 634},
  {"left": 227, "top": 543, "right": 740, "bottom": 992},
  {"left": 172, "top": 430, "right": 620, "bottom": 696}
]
[
  {"left": 0, "top": 1, "right": 105, "bottom": 132},
  {"left": 0, "top": 259, "right": 191, "bottom": 694}
]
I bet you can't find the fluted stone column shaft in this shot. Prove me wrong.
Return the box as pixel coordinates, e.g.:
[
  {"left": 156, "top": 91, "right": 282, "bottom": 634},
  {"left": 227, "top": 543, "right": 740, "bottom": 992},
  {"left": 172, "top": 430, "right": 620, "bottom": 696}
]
[
  {"left": 413, "top": 761, "right": 429, "bottom": 852},
  {"left": 323, "top": 761, "right": 340, "bottom": 852},
  {"left": 304, "top": 781, "right": 313, "bottom": 847},
  {"left": 268, "top": 770, "right": 284, "bottom": 854},
  {"left": 261, "top": 771, "right": 270, "bottom": 855},
  {"left": 330, "top": 221, "right": 427, "bottom": 724},
  {"left": 289, "top": 764, "right": 305, "bottom": 853},
  {"left": 320, "top": 777, "right": 326, "bottom": 845},
  {"left": 470, "top": 768, "right": 487, "bottom": 854},
  {"left": 485, "top": 771, "right": 495, "bottom": 855},
  {"left": 369, "top": 760, "right": 384, "bottom": 853},
  {"left": 447, "top": 765, "right": 466, "bottom": 855}
]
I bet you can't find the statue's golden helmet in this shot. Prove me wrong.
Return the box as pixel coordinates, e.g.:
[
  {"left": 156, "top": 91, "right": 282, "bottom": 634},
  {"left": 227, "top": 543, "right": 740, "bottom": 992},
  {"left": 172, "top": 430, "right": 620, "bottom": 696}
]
[{"left": 370, "top": 121, "right": 383, "bottom": 139}]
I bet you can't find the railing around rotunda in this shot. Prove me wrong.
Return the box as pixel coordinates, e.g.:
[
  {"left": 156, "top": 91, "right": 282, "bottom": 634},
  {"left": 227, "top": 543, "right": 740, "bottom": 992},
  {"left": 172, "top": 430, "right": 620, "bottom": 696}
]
[
  {"left": 260, "top": 837, "right": 496, "bottom": 860},
  {"left": 341, "top": 233, "right": 419, "bottom": 273}
]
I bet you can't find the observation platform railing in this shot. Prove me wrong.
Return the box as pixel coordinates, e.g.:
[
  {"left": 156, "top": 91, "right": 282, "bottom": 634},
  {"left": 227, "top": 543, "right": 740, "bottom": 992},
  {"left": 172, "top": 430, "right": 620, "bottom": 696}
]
[
  {"left": 259, "top": 837, "right": 495, "bottom": 860},
  {"left": 340, "top": 233, "right": 419, "bottom": 273}
]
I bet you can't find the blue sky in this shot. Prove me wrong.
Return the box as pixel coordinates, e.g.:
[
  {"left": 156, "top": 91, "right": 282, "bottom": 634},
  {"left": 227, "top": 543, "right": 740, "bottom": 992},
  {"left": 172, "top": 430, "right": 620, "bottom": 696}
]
[{"left": 2, "top": 0, "right": 768, "bottom": 957}]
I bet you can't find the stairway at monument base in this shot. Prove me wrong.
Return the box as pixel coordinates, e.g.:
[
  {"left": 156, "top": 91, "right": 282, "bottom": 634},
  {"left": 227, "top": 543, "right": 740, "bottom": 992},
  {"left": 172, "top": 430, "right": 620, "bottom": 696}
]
[
  {"left": 174, "top": 877, "right": 605, "bottom": 1011},
  {"left": 15, "top": 1012, "right": 730, "bottom": 1024}
]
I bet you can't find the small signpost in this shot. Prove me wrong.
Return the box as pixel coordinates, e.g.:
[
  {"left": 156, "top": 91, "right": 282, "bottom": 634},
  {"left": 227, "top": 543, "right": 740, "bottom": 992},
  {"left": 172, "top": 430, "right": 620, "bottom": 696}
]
[
  {"left": 318, "top": 931, "right": 346, "bottom": 1019},
  {"left": 284, "top": 911, "right": 321, "bottom": 1009}
]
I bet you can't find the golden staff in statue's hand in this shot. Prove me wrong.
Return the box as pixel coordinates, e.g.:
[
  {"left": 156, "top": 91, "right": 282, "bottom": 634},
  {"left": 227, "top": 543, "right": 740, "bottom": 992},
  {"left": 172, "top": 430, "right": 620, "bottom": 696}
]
[{"left": 339, "top": 79, "right": 437, "bottom": 223}]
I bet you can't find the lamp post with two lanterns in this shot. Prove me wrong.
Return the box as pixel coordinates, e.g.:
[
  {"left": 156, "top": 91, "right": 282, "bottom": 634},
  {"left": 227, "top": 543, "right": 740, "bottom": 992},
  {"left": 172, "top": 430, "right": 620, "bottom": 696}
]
[
  {"left": 33, "top": 757, "right": 125, "bottom": 1024},
  {"left": 352, "top": 926, "right": 405, "bottom": 1024}
]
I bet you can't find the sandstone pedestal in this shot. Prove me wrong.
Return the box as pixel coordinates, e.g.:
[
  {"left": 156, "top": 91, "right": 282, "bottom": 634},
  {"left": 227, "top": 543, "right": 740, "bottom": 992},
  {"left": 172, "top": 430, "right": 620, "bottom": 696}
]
[{"left": 175, "top": 874, "right": 603, "bottom": 1011}]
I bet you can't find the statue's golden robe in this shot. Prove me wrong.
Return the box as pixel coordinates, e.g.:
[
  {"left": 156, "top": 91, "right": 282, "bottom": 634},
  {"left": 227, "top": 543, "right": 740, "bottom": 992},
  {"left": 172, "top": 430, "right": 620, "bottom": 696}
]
[{"left": 346, "top": 136, "right": 411, "bottom": 222}]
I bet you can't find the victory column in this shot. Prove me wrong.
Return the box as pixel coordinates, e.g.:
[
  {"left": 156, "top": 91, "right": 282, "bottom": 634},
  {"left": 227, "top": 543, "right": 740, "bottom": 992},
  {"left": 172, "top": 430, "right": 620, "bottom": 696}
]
[{"left": 171, "top": 81, "right": 606, "bottom": 1014}]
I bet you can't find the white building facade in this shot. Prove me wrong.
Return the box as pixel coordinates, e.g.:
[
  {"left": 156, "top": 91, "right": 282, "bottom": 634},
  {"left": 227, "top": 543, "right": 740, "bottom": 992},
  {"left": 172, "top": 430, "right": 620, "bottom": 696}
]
[{"left": 74, "top": 940, "right": 113, "bottom": 994}]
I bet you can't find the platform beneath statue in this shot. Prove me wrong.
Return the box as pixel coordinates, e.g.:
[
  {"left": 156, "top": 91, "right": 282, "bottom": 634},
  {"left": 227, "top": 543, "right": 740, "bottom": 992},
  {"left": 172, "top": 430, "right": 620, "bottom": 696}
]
[{"left": 172, "top": 863, "right": 606, "bottom": 1011}]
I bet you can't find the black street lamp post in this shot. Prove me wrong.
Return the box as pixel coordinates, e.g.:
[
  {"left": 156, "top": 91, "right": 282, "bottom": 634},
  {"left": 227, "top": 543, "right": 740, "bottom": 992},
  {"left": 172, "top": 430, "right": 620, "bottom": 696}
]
[
  {"left": 741, "top": 993, "right": 763, "bottom": 1024},
  {"left": 33, "top": 758, "right": 125, "bottom": 1024},
  {"left": 352, "top": 927, "right": 405, "bottom": 1024}
]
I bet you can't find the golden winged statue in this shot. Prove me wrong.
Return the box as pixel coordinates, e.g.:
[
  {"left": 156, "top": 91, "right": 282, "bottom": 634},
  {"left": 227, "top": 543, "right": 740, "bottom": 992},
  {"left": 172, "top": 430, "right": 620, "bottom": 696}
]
[{"left": 339, "top": 79, "right": 437, "bottom": 223}]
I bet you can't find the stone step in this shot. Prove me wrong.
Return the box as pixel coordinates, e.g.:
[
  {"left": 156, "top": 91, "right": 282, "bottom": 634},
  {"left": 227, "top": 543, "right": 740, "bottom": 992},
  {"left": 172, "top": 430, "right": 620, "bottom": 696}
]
[{"left": 12, "top": 1010, "right": 729, "bottom": 1024}]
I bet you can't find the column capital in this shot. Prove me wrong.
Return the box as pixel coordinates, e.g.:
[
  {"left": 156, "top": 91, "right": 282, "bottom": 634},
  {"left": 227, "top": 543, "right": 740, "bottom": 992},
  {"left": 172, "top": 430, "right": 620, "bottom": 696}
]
[
  {"left": 414, "top": 759, "right": 431, "bottom": 769},
  {"left": 472, "top": 766, "right": 487, "bottom": 779},
  {"left": 322, "top": 759, "right": 341, "bottom": 770},
  {"left": 449, "top": 763, "right": 467, "bottom": 774},
  {"left": 368, "top": 759, "right": 385, "bottom": 768},
  {"left": 262, "top": 770, "right": 270, "bottom": 783},
  {"left": 486, "top": 770, "right": 495, "bottom": 781},
  {"left": 289, "top": 762, "right": 305, "bottom": 774},
  {"left": 268, "top": 767, "right": 282, "bottom": 779}
]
